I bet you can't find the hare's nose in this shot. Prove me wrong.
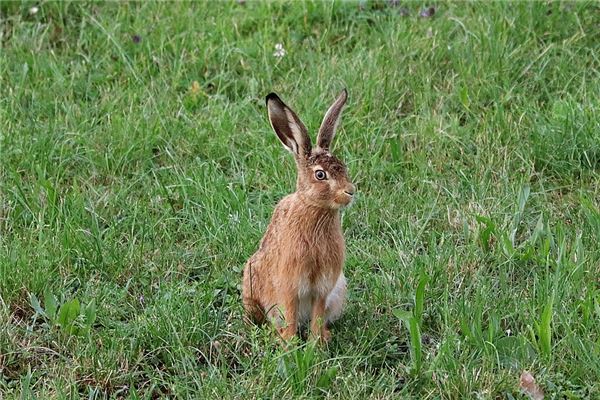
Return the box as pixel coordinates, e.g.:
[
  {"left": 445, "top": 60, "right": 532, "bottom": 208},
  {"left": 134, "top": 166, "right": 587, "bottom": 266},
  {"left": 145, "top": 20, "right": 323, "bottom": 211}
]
[{"left": 344, "top": 184, "right": 356, "bottom": 196}]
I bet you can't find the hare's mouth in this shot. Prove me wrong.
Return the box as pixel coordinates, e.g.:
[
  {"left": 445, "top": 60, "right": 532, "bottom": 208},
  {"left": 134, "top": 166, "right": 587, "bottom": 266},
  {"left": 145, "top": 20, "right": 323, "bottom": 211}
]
[{"left": 335, "top": 191, "right": 354, "bottom": 208}]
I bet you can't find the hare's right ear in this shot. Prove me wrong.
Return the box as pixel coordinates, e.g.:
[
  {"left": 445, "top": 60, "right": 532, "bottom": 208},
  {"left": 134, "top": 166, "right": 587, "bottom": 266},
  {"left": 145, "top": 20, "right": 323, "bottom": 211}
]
[{"left": 266, "top": 93, "right": 312, "bottom": 158}]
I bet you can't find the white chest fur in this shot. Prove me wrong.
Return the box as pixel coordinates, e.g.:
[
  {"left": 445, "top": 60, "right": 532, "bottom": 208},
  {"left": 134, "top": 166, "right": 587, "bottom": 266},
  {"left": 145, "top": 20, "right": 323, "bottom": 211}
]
[{"left": 297, "top": 272, "right": 346, "bottom": 325}]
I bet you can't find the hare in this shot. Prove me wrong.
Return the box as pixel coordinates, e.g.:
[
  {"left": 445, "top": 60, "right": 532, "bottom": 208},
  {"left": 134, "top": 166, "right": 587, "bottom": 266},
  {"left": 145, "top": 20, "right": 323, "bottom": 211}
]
[{"left": 242, "top": 89, "right": 354, "bottom": 342}]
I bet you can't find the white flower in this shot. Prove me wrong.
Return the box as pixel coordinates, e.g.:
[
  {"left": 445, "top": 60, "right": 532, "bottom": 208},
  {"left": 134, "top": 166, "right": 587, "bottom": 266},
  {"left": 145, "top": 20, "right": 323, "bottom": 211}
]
[
  {"left": 29, "top": 6, "right": 39, "bottom": 15},
  {"left": 273, "top": 43, "right": 286, "bottom": 58},
  {"left": 229, "top": 213, "right": 240, "bottom": 224},
  {"left": 506, "top": 329, "right": 512, "bottom": 336}
]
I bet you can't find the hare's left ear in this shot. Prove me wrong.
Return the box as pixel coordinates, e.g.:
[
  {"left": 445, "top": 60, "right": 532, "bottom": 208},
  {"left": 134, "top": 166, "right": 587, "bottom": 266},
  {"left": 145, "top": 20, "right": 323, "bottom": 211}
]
[
  {"left": 316, "top": 89, "right": 347, "bottom": 151},
  {"left": 266, "top": 93, "right": 312, "bottom": 158}
]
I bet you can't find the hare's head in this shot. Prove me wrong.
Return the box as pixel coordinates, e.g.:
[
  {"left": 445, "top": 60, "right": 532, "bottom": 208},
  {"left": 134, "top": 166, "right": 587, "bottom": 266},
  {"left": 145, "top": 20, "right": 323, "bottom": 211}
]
[{"left": 266, "top": 90, "right": 355, "bottom": 210}]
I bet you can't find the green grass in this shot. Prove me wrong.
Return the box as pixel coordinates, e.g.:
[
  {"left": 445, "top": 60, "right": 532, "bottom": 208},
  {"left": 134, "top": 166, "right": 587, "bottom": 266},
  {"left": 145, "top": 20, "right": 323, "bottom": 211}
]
[{"left": 1, "top": 1, "right": 600, "bottom": 398}]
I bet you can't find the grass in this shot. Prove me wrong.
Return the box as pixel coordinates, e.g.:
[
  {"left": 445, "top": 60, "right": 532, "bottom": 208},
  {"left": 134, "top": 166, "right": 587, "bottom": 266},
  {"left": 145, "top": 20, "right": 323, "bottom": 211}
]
[{"left": 1, "top": 0, "right": 600, "bottom": 398}]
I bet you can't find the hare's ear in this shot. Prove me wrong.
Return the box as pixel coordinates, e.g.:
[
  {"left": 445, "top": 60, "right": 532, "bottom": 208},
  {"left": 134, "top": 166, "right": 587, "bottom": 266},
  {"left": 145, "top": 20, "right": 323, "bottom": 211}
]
[
  {"left": 316, "top": 89, "right": 347, "bottom": 151},
  {"left": 266, "top": 93, "right": 312, "bottom": 158}
]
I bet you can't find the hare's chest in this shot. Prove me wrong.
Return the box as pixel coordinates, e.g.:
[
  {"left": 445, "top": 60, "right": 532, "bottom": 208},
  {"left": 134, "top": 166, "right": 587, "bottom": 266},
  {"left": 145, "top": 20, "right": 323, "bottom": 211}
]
[
  {"left": 297, "top": 270, "right": 337, "bottom": 324},
  {"left": 296, "top": 259, "right": 343, "bottom": 324},
  {"left": 293, "top": 220, "right": 346, "bottom": 320},
  {"left": 298, "top": 269, "right": 336, "bottom": 298},
  {"left": 297, "top": 239, "right": 345, "bottom": 296}
]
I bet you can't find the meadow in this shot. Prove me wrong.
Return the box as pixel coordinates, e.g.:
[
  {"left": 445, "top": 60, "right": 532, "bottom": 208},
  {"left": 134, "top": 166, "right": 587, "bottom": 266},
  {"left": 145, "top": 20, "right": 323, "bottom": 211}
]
[{"left": 1, "top": 1, "right": 600, "bottom": 398}]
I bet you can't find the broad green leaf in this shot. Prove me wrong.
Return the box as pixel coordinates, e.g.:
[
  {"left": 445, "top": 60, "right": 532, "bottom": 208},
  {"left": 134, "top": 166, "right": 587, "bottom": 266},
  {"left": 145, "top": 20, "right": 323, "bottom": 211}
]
[
  {"left": 459, "top": 85, "right": 470, "bottom": 109},
  {"left": 539, "top": 296, "right": 554, "bottom": 359},
  {"left": 501, "top": 233, "right": 515, "bottom": 258},
  {"left": 407, "top": 317, "right": 422, "bottom": 374},
  {"left": 475, "top": 215, "right": 496, "bottom": 252},
  {"left": 29, "top": 293, "right": 45, "bottom": 317},
  {"left": 393, "top": 309, "right": 412, "bottom": 322},
  {"left": 415, "top": 272, "right": 429, "bottom": 323},
  {"left": 316, "top": 366, "right": 338, "bottom": 391},
  {"left": 44, "top": 289, "right": 58, "bottom": 321},
  {"left": 84, "top": 299, "right": 97, "bottom": 327},
  {"left": 57, "top": 298, "right": 80, "bottom": 334}
]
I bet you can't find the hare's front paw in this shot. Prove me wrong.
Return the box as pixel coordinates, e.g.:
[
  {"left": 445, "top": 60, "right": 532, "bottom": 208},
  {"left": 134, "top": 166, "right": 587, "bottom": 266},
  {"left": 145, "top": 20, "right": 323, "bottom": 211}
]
[
  {"left": 278, "top": 326, "right": 297, "bottom": 341},
  {"left": 310, "top": 327, "right": 331, "bottom": 344},
  {"left": 320, "top": 328, "right": 331, "bottom": 343}
]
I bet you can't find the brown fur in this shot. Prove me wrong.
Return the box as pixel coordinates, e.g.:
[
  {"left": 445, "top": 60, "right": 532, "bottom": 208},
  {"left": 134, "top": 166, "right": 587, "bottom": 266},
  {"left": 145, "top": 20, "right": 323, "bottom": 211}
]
[{"left": 242, "top": 90, "right": 354, "bottom": 342}]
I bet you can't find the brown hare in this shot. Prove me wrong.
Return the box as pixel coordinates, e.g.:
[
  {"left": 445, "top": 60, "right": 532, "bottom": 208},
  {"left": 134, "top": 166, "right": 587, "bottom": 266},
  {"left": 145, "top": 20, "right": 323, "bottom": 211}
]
[{"left": 242, "top": 90, "right": 354, "bottom": 342}]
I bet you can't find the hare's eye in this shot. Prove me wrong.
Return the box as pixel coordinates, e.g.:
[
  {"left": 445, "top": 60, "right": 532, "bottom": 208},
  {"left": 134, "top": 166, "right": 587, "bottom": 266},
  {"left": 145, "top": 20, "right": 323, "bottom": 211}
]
[{"left": 315, "top": 170, "right": 327, "bottom": 180}]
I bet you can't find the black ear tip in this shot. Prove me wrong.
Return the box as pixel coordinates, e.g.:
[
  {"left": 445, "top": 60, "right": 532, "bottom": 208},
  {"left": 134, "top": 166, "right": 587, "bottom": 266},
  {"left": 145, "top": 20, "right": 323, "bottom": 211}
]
[{"left": 265, "top": 92, "right": 280, "bottom": 105}]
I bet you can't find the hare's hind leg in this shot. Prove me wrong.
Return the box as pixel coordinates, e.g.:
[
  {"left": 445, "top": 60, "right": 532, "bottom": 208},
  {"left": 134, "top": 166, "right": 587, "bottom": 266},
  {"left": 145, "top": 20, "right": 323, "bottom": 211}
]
[
  {"left": 242, "top": 261, "right": 265, "bottom": 324},
  {"left": 325, "top": 273, "right": 347, "bottom": 325},
  {"left": 243, "top": 295, "right": 264, "bottom": 324}
]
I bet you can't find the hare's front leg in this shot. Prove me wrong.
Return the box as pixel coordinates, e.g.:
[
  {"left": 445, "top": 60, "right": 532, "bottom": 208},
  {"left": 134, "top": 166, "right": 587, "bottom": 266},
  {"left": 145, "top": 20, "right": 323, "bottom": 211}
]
[{"left": 310, "top": 296, "right": 331, "bottom": 342}]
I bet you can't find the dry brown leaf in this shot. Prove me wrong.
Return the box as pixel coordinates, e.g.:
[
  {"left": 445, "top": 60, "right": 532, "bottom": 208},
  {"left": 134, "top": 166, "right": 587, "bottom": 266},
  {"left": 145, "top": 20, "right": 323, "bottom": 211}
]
[{"left": 190, "top": 81, "right": 201, "bottom": 96}]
